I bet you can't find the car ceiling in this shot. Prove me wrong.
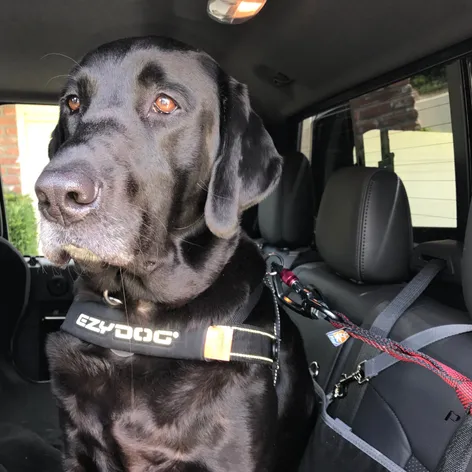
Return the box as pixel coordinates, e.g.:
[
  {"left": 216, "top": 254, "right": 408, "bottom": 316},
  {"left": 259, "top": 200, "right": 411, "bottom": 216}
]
[{"left": 2, "top": 0, "right": 472, "bottom": 122}]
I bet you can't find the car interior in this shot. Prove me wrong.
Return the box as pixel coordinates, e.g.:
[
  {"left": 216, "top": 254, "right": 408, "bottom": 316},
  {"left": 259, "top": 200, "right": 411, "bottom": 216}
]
[{"left": 1, "top": 0, "right": 472, "bottom": 471}]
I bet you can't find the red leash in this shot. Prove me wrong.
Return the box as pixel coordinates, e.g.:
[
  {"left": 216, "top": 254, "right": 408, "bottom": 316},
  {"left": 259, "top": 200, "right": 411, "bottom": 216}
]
[
  {"left": 273, "top": 265, "right": 472, "bottom": 413},
  {"left": 330, "top": 312, "right": 472, "bottom": 412}
]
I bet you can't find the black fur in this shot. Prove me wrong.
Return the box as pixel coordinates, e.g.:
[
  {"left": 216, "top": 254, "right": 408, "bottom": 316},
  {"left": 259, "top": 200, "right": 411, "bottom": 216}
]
[{"left": 37, "top": 36, "right": 315, "bottom": 472}]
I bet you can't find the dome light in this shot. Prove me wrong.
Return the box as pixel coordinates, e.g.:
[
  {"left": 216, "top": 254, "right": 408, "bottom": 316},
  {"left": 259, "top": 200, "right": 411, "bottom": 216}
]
[{"left": 207, "top": 0, "right": 267, "bottom": 25}]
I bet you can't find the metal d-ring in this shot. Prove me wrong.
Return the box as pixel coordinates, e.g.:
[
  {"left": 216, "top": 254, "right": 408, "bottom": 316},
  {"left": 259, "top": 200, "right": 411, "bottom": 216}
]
[
  {"left": 309, "top": 361, "right": 320, "bottom": 379},
  {"left": 264, "top": 252, "right": 284, "bottom": 275},
  {"left": 103, "top": 290, "right": 123, "bottom": 306}
]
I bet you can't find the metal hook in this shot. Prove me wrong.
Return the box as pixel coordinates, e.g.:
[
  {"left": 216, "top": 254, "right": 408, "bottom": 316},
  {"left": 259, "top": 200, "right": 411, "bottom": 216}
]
[
  {"left": 309, "top": 361, "right": 320, "bottom": 379},
  {"left": 264, "top": 252, "right": 284, "bottom": 275},
  {"left": 103, "top": 290, "right": 123, "bottom": 306}
]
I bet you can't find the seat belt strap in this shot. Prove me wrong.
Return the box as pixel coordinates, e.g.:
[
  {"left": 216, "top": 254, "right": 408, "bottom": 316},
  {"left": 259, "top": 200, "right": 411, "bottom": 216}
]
[
  {"left": 370, "top": 259, "right": 446, "bottom": 337},
  {"left": 364, "top": 324, "right": 472, "bottom": 379},
  {"left": 338, "top": 259, "right": 445, "bottom": 424},
  {"left": 311, "top": 375, "right": 407, "bottom": 472}
]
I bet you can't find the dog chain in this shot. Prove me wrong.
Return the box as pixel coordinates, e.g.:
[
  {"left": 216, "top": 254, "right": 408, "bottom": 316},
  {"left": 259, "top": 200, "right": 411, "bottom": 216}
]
[{"left": 264, "top": 274, "right": 281, "bottom": 386}]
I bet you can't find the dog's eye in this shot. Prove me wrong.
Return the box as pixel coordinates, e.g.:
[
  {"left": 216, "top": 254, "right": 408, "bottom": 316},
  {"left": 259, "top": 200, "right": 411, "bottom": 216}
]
[
  {"left": 67, "top": 96, "right": 81, "bottom": 112},
  {"left": 153, "top": 94, "right": 178, "bottom": 114}
]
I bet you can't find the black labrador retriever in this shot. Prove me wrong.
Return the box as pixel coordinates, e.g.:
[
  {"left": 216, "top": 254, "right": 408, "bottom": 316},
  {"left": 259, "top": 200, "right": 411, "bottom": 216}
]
[{"left": 35, "top": 36, "right": 314, "bottom": 472}]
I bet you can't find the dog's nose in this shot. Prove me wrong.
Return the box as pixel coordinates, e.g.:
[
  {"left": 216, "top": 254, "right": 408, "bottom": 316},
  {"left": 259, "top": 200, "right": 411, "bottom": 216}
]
[{"left": 35, "top": 170, "right": 100, "bottom": 225}]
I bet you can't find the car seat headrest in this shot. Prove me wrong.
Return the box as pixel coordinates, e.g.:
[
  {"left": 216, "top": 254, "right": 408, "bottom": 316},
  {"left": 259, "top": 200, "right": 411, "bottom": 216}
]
[{"left": 316, "top": 166, "right": 413, "bottom": 284}]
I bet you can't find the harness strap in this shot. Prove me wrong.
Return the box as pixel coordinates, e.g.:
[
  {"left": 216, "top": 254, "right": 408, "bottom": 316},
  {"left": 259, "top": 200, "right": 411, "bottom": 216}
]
[
  {"left": 228, "top": 283, "right": 264, "bottom": 325},
  {"left": 61, "top": 286, "right": 276, "bottom": 366}
]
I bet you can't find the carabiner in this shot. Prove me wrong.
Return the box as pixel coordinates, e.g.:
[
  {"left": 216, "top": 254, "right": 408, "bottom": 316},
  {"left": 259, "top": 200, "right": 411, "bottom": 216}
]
[
  {"left": 333, "top": 362, "right": 369, "bottom": 399},
  {"left": 303, "top": 297, "right": 340, "bottom": 322}
]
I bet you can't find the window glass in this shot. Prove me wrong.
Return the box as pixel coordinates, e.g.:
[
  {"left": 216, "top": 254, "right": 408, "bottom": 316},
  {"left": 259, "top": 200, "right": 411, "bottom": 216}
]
[
  {"left": 0, "top": 104, "right": 59, "bottom": 254},
  {"left": 299, "top": 116, "right": 314, "bottom": 161},
  {"left": 350, "top": 65, "right": 456, "bottom": 228}
]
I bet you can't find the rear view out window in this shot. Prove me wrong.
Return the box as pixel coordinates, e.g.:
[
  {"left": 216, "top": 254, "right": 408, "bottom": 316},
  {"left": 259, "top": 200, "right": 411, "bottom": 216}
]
[
  {"left": 0, "top": 104, "right": 59, "bottom": 255},
  {"left": 300, "top": 116, "right": 314, "bottom": 161},
  {"left": 350, "top": 65, "right": 456, "bottom": 228}
]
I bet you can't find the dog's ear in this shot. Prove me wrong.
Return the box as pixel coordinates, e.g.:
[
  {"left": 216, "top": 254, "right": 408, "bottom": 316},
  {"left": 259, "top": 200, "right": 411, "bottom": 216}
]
[
  {"left": 204, "top": 78, "right": 282, "bottom": 239},
  {"left": 48, "top": 115, "right": 68, "bottom": 159}
]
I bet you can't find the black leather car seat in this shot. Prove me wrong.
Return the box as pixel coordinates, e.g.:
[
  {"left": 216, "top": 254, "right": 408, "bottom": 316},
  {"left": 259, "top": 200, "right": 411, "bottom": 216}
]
[
  {"left": 296, "top": 166, "right": 472, "bottom": 472},
  {"left": 257, "top": 151, "right": 318, "bottom": 268},
  {"left": 289, "top": 166, "right": 414, "bottom": 388}
]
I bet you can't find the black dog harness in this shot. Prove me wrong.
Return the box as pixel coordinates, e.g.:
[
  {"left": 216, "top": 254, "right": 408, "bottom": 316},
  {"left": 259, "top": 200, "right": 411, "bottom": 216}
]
[{"left": 61, "top": 280, "right": 281, "bottom": 382}]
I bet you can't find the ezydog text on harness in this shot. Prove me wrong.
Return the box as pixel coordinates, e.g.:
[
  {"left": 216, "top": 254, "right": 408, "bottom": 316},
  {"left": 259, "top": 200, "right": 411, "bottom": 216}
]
[{"left": 61, "top": 282, "right": 281, "bottom": 383}]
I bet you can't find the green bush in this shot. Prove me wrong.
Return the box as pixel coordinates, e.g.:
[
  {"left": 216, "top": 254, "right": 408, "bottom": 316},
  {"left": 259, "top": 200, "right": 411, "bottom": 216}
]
[
  {"left": 411, "top": 65, "right": 448, "bottom": 96},
  {"left": 4, "top": 192, "right": 38, "bottom": 255}
]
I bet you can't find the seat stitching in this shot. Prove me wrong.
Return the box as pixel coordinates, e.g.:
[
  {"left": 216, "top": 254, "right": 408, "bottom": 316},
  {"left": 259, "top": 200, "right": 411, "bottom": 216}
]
[
  {"left": 359, "top": 175, "right": 377, "bottom": 281},
  {"left": 376, "top": 176, "right": 401, "bottom": 265}
]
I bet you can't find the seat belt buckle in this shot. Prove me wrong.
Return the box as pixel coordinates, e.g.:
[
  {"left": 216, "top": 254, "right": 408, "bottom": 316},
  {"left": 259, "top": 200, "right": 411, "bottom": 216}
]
[{"left": 333, "top": 362, "right": 369, "bottom": 399}]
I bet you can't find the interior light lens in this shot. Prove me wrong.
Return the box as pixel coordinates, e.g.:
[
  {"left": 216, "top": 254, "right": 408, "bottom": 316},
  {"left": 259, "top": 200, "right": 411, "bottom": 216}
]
[{"left": 207, "top": 0, "right": 267, "bottom": 24}]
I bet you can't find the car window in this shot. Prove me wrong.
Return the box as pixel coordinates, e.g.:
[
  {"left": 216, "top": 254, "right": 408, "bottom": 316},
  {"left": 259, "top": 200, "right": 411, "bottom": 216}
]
[
  {"left": 300, "top": 63, "right": 457, "bottom": 231},
  {"left": 299, "top": 116, "right": 314, "bottom": 161},
  {"left": 350, "top": 65, "right": 455, "bottom": 229},
  {"left": 0, "top": 104, "right": 59, "bottom": 255}
]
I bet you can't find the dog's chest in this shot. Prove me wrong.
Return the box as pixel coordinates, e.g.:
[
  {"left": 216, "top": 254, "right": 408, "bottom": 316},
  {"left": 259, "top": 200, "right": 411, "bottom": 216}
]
[{"left": 48, "top": 332, "right": 266, "bottom": 471}]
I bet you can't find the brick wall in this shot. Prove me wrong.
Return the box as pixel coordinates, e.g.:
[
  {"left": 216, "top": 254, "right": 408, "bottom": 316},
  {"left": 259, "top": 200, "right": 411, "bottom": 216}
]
[
  {"left": 0, "top": 105, "right": 21, "bottom": 194},
  {"left": 351, "top": 79, "right": 421, "bottom": 135},
  {"left": 350, "top": 79, "right": 421, "bottom": 165}
]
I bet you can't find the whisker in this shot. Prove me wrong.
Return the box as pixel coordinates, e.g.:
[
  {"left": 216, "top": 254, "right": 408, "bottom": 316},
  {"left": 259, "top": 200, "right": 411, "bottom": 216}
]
[
  {"left": 173, "top": 236, "right": 203, "bottom": 248},
  {"left": 46, "top": 74, "right": 71, "bottom": 86},
  {"left": 197, "top": 182, "right": 232, "bottom": 200},
  {"left": 41, "top": 52, "right": 82, "bottom": 69},
  {"left": 173, "top": 214, "right": 204, "bottom": 230}
]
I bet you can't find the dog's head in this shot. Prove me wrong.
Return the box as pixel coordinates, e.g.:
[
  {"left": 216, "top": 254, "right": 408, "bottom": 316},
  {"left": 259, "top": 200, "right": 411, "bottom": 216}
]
[{"left": 35, "top": 37, "right": 282, "bottom": 302}]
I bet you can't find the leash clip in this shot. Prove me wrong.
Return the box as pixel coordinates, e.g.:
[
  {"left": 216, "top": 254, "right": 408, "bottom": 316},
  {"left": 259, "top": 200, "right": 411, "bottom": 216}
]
[
  {"left": 268, "top": 263, "right": 340, "bottom": 322},
  {"left": 305, "top": 297, "right": 339, "bottom": 322},
  {"left": 333, "top": 362, "right": 369, "bottom": 399}
]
